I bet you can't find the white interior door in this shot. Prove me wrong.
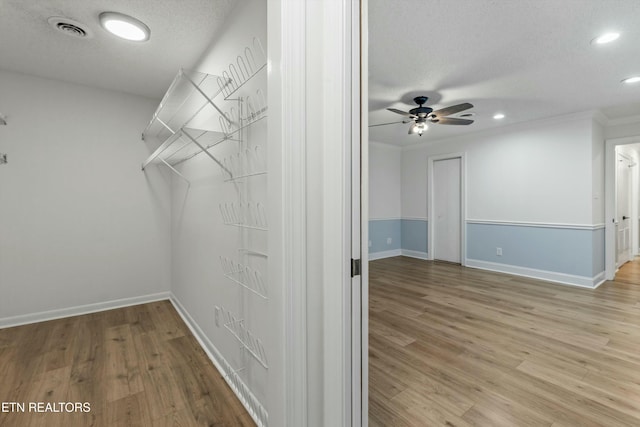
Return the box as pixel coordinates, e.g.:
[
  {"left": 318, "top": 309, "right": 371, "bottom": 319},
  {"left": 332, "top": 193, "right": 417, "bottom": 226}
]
[
  {"left": 616, "top": 152, "right": 633, "bottom": 267},
  {"left": 433, "top": 157, "right": 461, "bottom": 263}
]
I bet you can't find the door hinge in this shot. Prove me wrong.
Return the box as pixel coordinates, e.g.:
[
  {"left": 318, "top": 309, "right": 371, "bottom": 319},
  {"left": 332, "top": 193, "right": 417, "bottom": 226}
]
[{"left": 351, "top": 258, "right": 361, "bottom": 277}]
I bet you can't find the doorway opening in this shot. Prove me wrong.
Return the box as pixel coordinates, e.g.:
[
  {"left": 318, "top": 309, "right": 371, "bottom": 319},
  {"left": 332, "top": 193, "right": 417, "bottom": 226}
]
[
  {"left": 614, "top": 147, "right": 637, "bottom": 268},
  {"left": 605, "top": 137, "right": 640, "bottom": 280}
]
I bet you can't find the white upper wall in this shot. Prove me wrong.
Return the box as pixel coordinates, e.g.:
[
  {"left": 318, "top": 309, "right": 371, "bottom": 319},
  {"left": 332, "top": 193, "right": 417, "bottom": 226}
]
[
  {"left": 605, "top": 120, "right": 640, "bottom": 140},
  {"left": 369, "top": 141, "right": 401, "bottom": 219},
  {"left": 401, "top": 115, "right": 598, "bottom": 225},
  {"left": 0, "top": 69, "right": 170, "bottom": 321},
  {"left": 592, "top": 120, "right": 605, "bottom": 224},
  {"left": 401, "top": 145, "right": 428, "bottom": 220}
]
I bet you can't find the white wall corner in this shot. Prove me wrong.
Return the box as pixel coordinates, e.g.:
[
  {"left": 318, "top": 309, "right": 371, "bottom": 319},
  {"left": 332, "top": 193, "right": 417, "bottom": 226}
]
[
  {"left": 400, "top": 249, "right": 428, "bottom": 260},
  {"left": 369, "top": 249, "right": 402, "bottom": 260},
  {"left": 0, "top": 292, "right": 170, "bottom": 329},
  {"left": 591, "top": 110, "right": 609, "bottom": 127},
  {"left": 169, "top": 294, "right": 268, "bottom": 426}
]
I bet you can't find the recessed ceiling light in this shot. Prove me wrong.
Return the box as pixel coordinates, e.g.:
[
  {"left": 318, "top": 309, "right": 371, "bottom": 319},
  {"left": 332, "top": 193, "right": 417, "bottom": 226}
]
[
  {"left": 591, "top": 32, "right": 620, "bottom": 45},
  {"left": 99, "top": 12, "right": 150, "bottom": 42},
  {"left": 622, "top": 76, "right": 640, "bottom": 84},
  {"left": 493, "top": 113, "right": 505, "bottom": 120}
]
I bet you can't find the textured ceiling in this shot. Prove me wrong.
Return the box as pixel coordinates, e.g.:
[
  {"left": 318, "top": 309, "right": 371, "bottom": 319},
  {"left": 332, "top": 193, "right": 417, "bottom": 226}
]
[
  {"left": 369, "top": 0, "right": 640, "bottom": 145},
  {"left": 0, "top": 0, "right": 237, "bottom": 99}
]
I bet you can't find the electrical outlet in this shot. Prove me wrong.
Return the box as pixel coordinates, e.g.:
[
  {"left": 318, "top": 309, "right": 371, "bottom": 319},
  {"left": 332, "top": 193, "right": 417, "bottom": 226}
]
[
  {"left": 214, "top": 306, "right": 221, "bottom": 327},
  {"left": 496, "top": 247, "right": 503, "bottom": 256},
  {"left": 387, "top": 237, "right": 392, "bottom": 245}
]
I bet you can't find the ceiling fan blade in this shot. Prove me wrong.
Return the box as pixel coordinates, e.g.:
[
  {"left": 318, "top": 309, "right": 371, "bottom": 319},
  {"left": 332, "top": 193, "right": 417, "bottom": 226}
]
[
  {"left": 430, "top": 102, "right": 474, "bottom": 118},
  {"left": 431, "top": 117, "right": 474, "bottom": 125},
  {"left": 369, "top": 121, "right": 407, "bottom": 128},
  {"left": 387, "top": 108, "right": 417, "bottom": 118}
]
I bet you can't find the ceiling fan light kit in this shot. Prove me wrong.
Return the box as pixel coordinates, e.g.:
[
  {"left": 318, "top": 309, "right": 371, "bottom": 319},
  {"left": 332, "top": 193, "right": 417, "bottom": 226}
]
[{"left": 409, "top": 120, "right": 428, "bottom": 136}]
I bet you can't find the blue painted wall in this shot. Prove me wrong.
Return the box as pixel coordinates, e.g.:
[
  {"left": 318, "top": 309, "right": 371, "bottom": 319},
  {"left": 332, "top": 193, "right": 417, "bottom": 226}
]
[
  {"left": 466, "top": 222, "right": 603, "bottom": 277},
  {"left": 401, "top": 219, "right": 428, "bottom": 253},
  {"left": 370, "top": 219, "right": 605, "bottom": 280},
  {"left": 369, "top": 219, "right": 428, "bottom": 256},
  {"left": 591, "top": 227, "right": 605, "bottom": 276},
  {"left": 369, "top": 219, "right": 401, "bottom": 253}
]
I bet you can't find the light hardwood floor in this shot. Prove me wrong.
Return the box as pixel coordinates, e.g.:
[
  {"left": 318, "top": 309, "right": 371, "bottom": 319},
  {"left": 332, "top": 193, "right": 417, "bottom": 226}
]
[
  {"left": 614, "top": 256, "right": 640, "bottom": 285},
  {"left": 369, "top": 256, "right": 640, "bottom": 427},
  {"left": 0, "top": 300, "right": 254, "bottom": 427}
]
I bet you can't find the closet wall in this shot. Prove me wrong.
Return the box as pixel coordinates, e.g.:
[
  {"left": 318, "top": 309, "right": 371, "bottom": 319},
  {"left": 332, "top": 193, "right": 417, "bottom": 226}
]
[
  {"left": 159, "top": 0, "right": 281, "bottom": 425},
  {"left": 0, "top": 69, "right": 171, "bottom": 326}
]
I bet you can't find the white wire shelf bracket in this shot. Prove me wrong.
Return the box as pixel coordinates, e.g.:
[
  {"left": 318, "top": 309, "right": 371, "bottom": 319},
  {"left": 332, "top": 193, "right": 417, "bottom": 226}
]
[
  {"left": 218, "top": 37, "right": 267, "bottom": 100},
  {"left": 224, "top": 171, "right": 267, "bottom": 182},
  {"left": 219, "top": 202, "right": 268, "bottom": 230},
  {"left": 161, "top": 95, "right": 267, "bottom": 169},
  {"left": 142, "top": 128, "right": 231, "bottom": 178},
  {"left": 220, "top": 256, "right": 268, "bottom": 299},
  {"left": 220, "top": 307, "right": 268, "bottom": 369},
  {"left": 170, "top": 114, "right": 267, "bottom": 169},
  {"left": 141, "top": 69, "right": 234, "bottom": 177},
  {"left": 219, "top": 357, "right": 268, "bottom": 427},
  {"left": 219, "top": 90, "right": 267, "bottom": 136},
  {"left": 142, "top": 69, "right": 231, "bottom": 141}
]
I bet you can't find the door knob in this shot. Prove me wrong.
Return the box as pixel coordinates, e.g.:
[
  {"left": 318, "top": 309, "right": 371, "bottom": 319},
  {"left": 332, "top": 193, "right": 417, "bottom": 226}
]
[{"left": 623, "top": 215, "right": 630, "bottom": 220}]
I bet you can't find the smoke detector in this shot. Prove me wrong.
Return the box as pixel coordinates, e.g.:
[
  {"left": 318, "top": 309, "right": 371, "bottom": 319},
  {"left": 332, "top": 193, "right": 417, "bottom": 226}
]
[{"left": 48, "top": 16, "right": 93, "bottom": 38}]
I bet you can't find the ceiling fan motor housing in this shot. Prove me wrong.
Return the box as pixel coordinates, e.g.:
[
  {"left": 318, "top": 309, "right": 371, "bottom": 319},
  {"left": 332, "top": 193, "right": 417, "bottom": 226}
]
[
  {"left": 410, "top": 96, "right": 433, "bottom": 117},
  {"left": 409, "top": 106, "right": 433, "bottom": 117}
]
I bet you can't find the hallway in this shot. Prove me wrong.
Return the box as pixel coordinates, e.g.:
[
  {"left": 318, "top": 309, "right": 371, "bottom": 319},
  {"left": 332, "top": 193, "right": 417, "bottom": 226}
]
[{"left": 615, "top": 256, "right": 640, "bottom": 284}]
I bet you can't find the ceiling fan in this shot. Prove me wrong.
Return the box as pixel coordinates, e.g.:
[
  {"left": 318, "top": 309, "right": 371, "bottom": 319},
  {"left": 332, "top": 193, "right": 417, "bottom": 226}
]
[{"left": 371, "top": 96, "right": 474, "bottom": 136}]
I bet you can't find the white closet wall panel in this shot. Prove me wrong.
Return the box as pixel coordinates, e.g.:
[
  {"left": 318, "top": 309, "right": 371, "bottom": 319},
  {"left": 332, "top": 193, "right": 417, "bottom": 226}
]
[
  {"left": 153, "top": 0, "right": 279, "bottom": 425},
  {"left": 0, "top": 69, "right": 170, "bottom": 323}
]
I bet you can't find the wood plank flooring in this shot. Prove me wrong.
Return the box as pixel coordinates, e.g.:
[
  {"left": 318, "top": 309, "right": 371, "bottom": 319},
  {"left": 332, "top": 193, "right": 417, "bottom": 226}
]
[
  {"left": 614, "top": 256, "right": 640, "bottom": 285},
  {"left": 0, "top": 300, "right": 254, "bottom": 427},
  {"left": 369, "top": 256, "right": 640, "bottom": 427}
]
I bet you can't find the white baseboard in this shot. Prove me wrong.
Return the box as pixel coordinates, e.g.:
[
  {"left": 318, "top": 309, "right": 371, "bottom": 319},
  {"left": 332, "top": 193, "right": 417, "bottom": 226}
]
[
  {"left": 401, "top": 249, "right": 428, "bottom": 260},
  {"left": 168, "top": 294, "right": 267, "bottom": 427},
  {"left": 369, "top": 249, "right": 402, "bottom": 260},
  {"left": 0, "top": 292, "right": 171, "bottom": 329},
  {"left": 466, "top": 259, "right": 605, "bottom": 289}
]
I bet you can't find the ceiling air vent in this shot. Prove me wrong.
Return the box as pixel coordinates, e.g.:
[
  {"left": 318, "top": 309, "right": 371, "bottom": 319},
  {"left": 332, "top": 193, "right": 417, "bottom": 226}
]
[{"left": 48, "top": 16, "right": 93, "bottom": 38}]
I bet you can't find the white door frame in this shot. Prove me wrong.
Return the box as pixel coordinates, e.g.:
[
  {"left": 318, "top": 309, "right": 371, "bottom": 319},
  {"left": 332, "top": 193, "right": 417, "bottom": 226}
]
[
  {"left": 273, "top": 0, "right": 362, "bottom": 425},
  {"left": 427, "top": 153, "right": 467, "bottom": 265},
  {"left": 356, "top": 0, "right": 368, "bottom": 425},
  {"left": 605, "top": 135, "right": 640, "bottom": 280}
]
